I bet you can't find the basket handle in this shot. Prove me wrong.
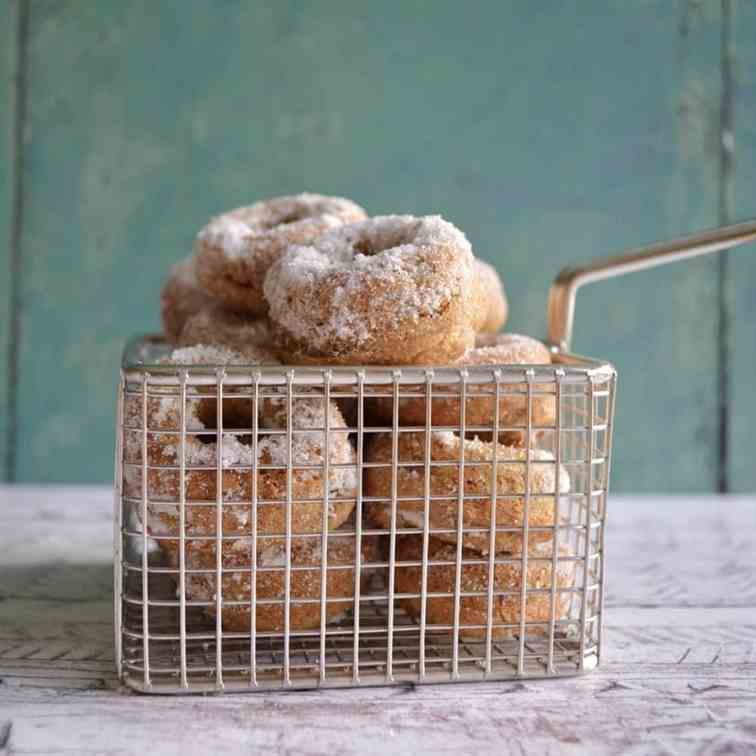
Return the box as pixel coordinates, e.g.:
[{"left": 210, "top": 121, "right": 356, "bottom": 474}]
[{"left": 547, "top": 218, "right": 756, "bottom": 352}]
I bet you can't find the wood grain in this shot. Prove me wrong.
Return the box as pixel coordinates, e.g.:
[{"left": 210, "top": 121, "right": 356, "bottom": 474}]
[
  {"left": 729, "top": 0, "right": 756, "bottom": 492},
  {"left": 1, "top": 489, "right": 755, "bottom": 755},
  {"left": 5, "top": 0, "right": 735, "bottom": 491}
]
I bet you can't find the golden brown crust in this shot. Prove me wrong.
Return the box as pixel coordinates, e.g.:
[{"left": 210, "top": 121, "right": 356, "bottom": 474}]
[
  {"left": 272, "top": 311, "right": 477, "bottom": 366},
  {"left": 395, "top": 535, "right": 575, "bottom": 639},
  {"left": 123, "top": 391, "right": 358, "bottom": 539},
  {"left": 364, "top": 431, "right": 569, "bottom": 554},
  {"left": 123, "top": 342, "right": 280, "bottom": 434},
  {"left": 160, "top": 257, "right": 215, "bottom": 344},
  {"left": 194, "top": 194, "right": 367, "bottom": 315},
  {"left": 368, "top": 333, "right": 555, "bottom": 447},
  {"left": 166, "top": 526, "right": 385, "bottom": 632},
  {"left": 472, "top": 259, "right": 508, "bottom": 334},
  {"left": 177, "top": 304, "right": 274, "bottom": 354},
  {"left": 123, "top": 443, "right": 357, "bottom": 538}
]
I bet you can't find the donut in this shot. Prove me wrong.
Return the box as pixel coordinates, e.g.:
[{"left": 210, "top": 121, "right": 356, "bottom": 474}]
[
  {"left": 122, "top": 346, "right": 357, "bottom": 539},
  {"left": 194, "top": 193, "right": 367, "bottom": 315},
  {"left": 395, "top": 535, "right": 575, "bottom": 639},
  {"left": 169, "top": 524, "right": 385, "bottom": 632},
  {"left": 177, "top": 303, "right": 274, "bottom": 355},
  {"left": 263, "top": 215, "right": 482, "bottom": 365},
  {"left": 173, "top": 342, "right": 278, "bottom": 429},
  {"left": 124, "top": 396, "right": 358, "bottom": 539},
  {"left": 472, "top": 259, "right": 508, "bottom": 334},
  {"left": 364, "top": 431, "right": 569, "bottom": 555},
  {"left": 160, "top": 256, "right": 215, "bottom": 344},
  {"left": 368, "top": 333, "right": 555, "bottom": 448},
  {"left": 123, "top": 343, "right": 278, "bottom": 435}
]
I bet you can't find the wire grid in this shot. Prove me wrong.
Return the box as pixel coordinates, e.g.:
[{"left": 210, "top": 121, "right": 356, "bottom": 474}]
[{"left": 114, "top": 337, "right": 616, "bottom": 694}]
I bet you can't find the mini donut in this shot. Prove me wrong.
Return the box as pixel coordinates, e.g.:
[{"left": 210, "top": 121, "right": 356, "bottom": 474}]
[
  {"left": 125, "top": 397, "right": 358, "bottom": 538},
  {"left": 472, "top": 259, "right": 508, "bottom": 334},
  {"left": 395, "top": 535, "right": 575, "bottom": 640},
  {"left": 170, "top": 524, "right": 385, "bottom": 632},
  {"left": 123, "top": 345, "right": 357, "bottom": 539},
  {"left": 369, "top": 333, "right": 555, "bottom": 448},
  {"left": 194, "top": 193, "right": 367, "bottom": 315},
  {"left": 123, "top": 432, "right": 257, "bottom": 519},
  {"left": 122, "top": 345, "right": 259, "bottom": 509},
  {"left": 160, "top": 256, "right": 215, "bottom": 344},
  {"left": 123, "top": 344, "right": 278, "bottom": 434},
  {"left": 177, "top": 304, "right": 274, "bottom": 355},
  {"left": 175, "top": 342, "right": 279, "bottom": 429},
  {"left": 263, "top": 215, "right": 481, "bottom": 365},
  {"left": 364, "top": 431, "right": 569, "bottom": 555}
]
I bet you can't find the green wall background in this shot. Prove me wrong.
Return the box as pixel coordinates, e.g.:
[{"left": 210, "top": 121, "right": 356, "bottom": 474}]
[{"left": 1, "top": 0, "right": 755, "bottom": 491}]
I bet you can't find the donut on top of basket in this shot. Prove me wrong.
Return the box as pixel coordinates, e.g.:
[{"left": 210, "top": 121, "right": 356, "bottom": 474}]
[{"left": 149, "top": 193, "right": 571, "bottom": 637}]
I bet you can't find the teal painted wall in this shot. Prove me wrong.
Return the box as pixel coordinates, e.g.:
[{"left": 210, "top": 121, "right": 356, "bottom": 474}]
[{"left": 2, "top": 0, "right": 754, "bottom": 491}]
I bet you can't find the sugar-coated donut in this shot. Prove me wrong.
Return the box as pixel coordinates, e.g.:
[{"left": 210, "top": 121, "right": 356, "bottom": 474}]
[
  {"left": 364, "top": 431, "right": 569, "bottom": 555},
  {"left": 174, "top": 342, "right": 279, "bottom": 429},
  {"left": 263, "top": 215, "right": 481, "bottom": 365},
  {"left": 123, "top": 345, "right": 255, "bottom": 432},
  {"left": 168, "top": 524, "right": 384, "bottom": 632},
  {"left": 194, "top": 194, "right": 367, "bottom": 315},
  {"left": 178, "top": 303, "right": 274, "bottom": 355},
  {"left": 472, "top": 259, "right": 508, "bottom": 334},
  {"left": 369, "top": 333, "right": 555, "bottom": 448},
  {"left": 125, "top": 397, "right": 357, "bottom": 537},
  {"left": 160, "top": 257, "right": 215, "bottom": 344},
  {"left": 395, "top": 535, "right": 575, "bottom": 639},
  {"left": 123, "top": 345, "right": 357, "bottom": 538},
  {"left": 123, "top": 343, "right": 278, "bottom": 436}
]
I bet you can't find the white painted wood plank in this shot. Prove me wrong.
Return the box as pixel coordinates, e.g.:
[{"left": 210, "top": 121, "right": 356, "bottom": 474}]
[
  {"left": 0, "top": 664, "right": 754, "bottom": 756},
  {"left": 605, "top": 495, "right": 756, "bottom": 608},
  {"left": 0, "top": 487, "right": 755, "bottom": 755}
]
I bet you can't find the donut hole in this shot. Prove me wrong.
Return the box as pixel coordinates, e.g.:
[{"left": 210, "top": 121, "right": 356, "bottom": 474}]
[
  {"left": 268, "top": 207, "right": 310, "bottom": 229},
  {"left": 195, "top": 396, "right": 256, "bottom": 431},
  {"left": 352, "top": 220, "right": 421, "bottom": 257},
  {"left": 353, "top": 238, "right": 376, "bottom": 256}
]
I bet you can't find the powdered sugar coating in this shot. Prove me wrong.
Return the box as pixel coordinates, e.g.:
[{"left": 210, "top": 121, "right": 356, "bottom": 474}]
[
  {"left": 122, "top": 344, "right": 274, "bottom": 450},
  {"left": 263, "top": 215, "right": 478, "bottom": 363},
  {"left": 124, "top": 385, "right": 358, "bottom": 546},
  {"left": 177, "top": 305, "right": 274, "bottom": 355},
  {"left": 258, "top": 395, "right": 358, "bottom": 499},
  {"left": 165, "top": 343, "right": 262, "bottom": 365},
  {"left": 198, "top": 194, "right": 366, "bottom": 258},
  {"left": 395, "top": 534, "right": 575, "bottom": 640},
  {"left": 193, "top": 194, "right": 367, "bottom": 315},
  {"left": 369, "top": 332, "right": 555, "bottom": 447},
  {"left": 170, "top": 522, "right": 383, "bottom": 633},
  {"left": 469, "top": 332, "right": 551, "bottom": 364},
  {"left": 365, "top": 430, "right": 570, "bottom": 555},
  {"left": 197, "top": 216, "right": 252, "bottom": 260},
  {"left": 123, "top": 389, "right": 206, "bottom": 434}
]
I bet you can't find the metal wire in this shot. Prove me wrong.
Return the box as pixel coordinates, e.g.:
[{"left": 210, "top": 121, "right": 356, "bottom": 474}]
[
  {"left": 214, "top": 367, "right": 225, "bottom": 691},
  {"left": 115, "top": 337, "right": 615, "bottom": 694}
]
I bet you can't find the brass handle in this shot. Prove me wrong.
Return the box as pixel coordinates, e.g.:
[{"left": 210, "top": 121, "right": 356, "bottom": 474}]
[{"left": 547, "top": 219, "right": 756, "bottom": 352}]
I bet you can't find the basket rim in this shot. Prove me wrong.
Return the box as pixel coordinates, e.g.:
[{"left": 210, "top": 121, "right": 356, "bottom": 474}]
[{"left": 121, "top": 334, "right": 616, "bottom": 386}]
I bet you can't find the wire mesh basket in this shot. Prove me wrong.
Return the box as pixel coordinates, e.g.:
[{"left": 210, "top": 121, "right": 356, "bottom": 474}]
[{"left": 113, "top": 219, "right": 756, "bottom": 694}]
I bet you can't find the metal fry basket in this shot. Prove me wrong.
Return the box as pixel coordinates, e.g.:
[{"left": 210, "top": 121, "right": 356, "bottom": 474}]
[{"left": 113, "top": 219, "right": 756, "bottom": 694}]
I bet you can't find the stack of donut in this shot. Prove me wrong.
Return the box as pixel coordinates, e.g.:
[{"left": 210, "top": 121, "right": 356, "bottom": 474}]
[{"left": 145, "top": 192, "right": 572, "bottom": 639}]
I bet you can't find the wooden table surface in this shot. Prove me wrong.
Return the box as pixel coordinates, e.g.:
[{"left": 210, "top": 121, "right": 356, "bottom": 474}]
[{"left": 1, "top": 487, "right": 755, "bottom": 755}]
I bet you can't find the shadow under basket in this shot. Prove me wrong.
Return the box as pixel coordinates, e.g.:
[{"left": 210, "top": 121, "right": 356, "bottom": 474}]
[{"left": 114, "top": 335, "right": 616, "bottom": 694}]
